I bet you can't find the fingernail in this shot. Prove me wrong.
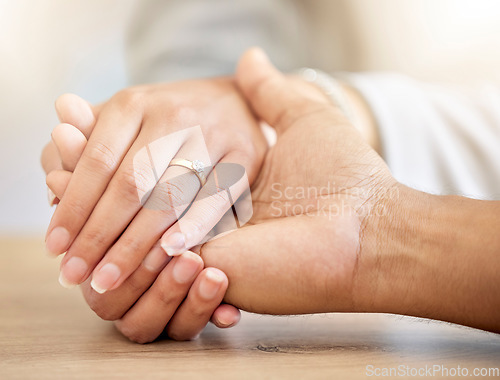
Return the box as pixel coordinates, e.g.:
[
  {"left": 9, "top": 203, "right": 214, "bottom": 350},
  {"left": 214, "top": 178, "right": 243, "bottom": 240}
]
[
  {"left": 161, "top": 232, "right": 186, "bottom": 256},
  {"left": 215, "top": 316, "right": 235, "bottom": 328},
  {"left": 47, "top": 187, "right": 57, "bottom": 207},
  {"left": 142, "top": 246, "right": 170, "bottom": 272},
  {"left": 172, "top": 252, "right": 201, "bottom": 284},
  {"left": 46, "top": 227, "right": 70, "bottom": 256},
  {"left": 58, "top": 272, "right": 76, "bottom": 289},
  {"left": 91, "top": 263, "right": 121, "bottom": 294},
  {"left": 199, "top": 268, "right": 225, "bottom": 300},
  {"left": 59, "top": 256, "right": 88, "bottom": 288}
]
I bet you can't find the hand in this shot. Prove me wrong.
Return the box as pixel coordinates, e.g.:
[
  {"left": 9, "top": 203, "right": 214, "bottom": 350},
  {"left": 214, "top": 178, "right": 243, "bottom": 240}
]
[
  {"left": 43, "top": 78, "right": 267, "bottom": 297},
  {"left": 199, "top": 49, "right": 399, "bottom": 314},
  {"left": 108, "top": 47, "right": 398, "bottom": 338},
  {"left": 202, "top": 49, "right": 500, "bottom": 334},
  {"left": 41, "top": 95, "right": 242, "bottom": 342}
]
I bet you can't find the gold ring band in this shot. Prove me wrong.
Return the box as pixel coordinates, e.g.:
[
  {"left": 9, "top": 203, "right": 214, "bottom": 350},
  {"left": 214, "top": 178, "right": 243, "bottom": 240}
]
[{"left": 168, "top": 158, "right": 207, "bottom": 187}]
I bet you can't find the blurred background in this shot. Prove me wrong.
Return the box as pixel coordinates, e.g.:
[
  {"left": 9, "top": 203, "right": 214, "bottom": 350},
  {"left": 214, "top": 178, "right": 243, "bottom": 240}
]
[{"left": 1, "top": 0, "right": 500, "bottom": 235}]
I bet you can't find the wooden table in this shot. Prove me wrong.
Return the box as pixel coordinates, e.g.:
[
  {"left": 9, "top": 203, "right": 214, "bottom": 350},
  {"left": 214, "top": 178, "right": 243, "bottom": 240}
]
[{"left": 1, "top": 238, "right": 499, "bottom": 379}]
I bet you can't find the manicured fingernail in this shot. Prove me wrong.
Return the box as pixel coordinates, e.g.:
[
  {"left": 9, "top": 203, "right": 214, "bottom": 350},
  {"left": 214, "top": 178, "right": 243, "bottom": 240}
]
[
  {"left": 58, "top": 272, "right": 76, "bottom": 289},
  {"left": 59, "top": 256, "right": 88, "bottom": 288},
  {"left": 47, "top": 187, "right": 57, "bottom": 207},
  {"left": 161, "top": 232, "right": 186, "bottom": 256},
  {"left": 172, "top": 252, "right": 201, "bottom": 284},
  {"left": 46, "top": 227, "right": 70, "bottom": 256},
  {"left": 91, "top": 263, "right": 121, "bottom": 294},
  {"left": 199, "top": 268, "right": 225, "bottom": 300},
  {"left": 142, "top": 246, "right": 170, "bottom": 272}
]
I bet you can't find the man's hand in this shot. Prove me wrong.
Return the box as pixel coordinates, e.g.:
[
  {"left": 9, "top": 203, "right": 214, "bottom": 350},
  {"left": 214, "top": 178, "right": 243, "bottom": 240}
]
[
  {"left": 198, "top": 49, "right": 398, "bottom": 314},
  {"left": 201, "top": 49, "right": 500, "bottom": 333}
]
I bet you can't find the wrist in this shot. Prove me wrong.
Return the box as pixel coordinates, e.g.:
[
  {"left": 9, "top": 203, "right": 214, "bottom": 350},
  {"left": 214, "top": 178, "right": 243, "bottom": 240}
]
[{"left": 357, "top": 184, "right": 500, "bottom": 331}]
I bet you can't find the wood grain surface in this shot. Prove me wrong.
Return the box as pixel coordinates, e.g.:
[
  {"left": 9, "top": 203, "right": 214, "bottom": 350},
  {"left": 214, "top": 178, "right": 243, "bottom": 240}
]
[{"left": 0, "top": 238, "right": 499, "bottom": 379}]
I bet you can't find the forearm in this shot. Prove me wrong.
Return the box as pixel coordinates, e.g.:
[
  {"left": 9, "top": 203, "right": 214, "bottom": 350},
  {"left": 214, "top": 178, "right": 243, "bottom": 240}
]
[{"left": 362, "top": 185, "right": 500, "bottom": 332}]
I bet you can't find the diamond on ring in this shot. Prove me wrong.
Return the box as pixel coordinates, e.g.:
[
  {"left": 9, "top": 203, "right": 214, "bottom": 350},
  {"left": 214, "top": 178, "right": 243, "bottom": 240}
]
[
  {"left": 192, "top": 160, "right": 204, "bottom": 173},
  {"left": 168, "top": 158, "right": 208, "bottom": 187}
]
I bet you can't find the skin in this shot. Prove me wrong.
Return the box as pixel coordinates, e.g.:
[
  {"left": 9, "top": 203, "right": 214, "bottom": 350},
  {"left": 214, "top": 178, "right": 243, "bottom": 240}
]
[
  {"left": 43, "top": 49, "right": 500, "bottom": 341},
  {"left": 42, "top": 92, "right": 244, "bottom": 342},
  {"left": 44, "top": 78, "right": 267, "bottom": 296},
  {"left": 41, "top": 60, "right": 382, "bottom": 343},
  {"left": 198, "top": 49, "right": 500, "bottom": 332}
]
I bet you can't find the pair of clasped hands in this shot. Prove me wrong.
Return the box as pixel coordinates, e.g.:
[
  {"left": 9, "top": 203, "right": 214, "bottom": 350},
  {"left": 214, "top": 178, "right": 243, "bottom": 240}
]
[{"left": 41, "top": 48, "right": 399, "bottom": 343}]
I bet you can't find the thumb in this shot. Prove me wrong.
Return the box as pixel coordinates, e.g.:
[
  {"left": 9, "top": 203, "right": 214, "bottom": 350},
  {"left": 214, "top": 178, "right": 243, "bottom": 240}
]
[
  {"left": 235, "top": 47, "right": 330, "bottom": 133},
  {"left": 199, "top": 217, "right": 335, "bottom": 315}
]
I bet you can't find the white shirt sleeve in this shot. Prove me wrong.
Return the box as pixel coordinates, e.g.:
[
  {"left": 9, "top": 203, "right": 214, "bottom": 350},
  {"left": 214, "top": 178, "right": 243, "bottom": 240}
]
[{"left": 345, "top": 73, "right": 500, "bottom": 200}]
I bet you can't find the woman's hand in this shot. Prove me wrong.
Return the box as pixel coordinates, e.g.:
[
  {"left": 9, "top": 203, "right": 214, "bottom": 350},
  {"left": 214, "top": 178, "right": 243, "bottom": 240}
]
[
  {"left": 41, "top": 93, "right": 243, "bottom": 342},
  {"left": 43, "top": 78, "right": 267, "bottom": 296}
]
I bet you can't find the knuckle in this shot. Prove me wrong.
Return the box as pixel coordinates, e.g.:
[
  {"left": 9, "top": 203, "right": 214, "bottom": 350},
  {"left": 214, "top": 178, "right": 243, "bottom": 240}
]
[
  {"left": 145, "top": 181, "right": 185, "bottom": 214},
  {"left": 155, "top": 284, "right": 178, "bottom": 306},
  {"left": 184, "top": 218, "right": 205, "bottom": 237},
  {"left": 172, "top": 104, "right": 195, "bottom": 123},
  {"left": 85, "top": 141, "right": 118, "bottom": 175},
  {"left": 80, "top": 227, "right": 109, "bottom": 251},
  {"left": 227, "top": 131, "right": 250, "bottom": 151},
  {"left": 111, "top": 88, "right": 145, "bottom": 114},
  {"left": 86, "top": 295, "right": 122, "bottom": 321},
  {"left": 63, "top": 197, "right": 89, "bottom": 221},
  {"left": 234, "top": 144, "right": 255, "bottom": 164},
  {"left": 187, "top": 303, "right": 210, "bottom": 321},
  {"left": 125, "top": 272, "right": 148, "bottom": 294},
  {"left": 168, "top": 330, "right": 197, "bottom": 342},
  {"left": 114, "top": 236, "right": 144, "bottom": 261},
  {"left": 276, "top": 103, "right": 328, "bottom": 131},
  {"left": 114, "top": 166, "right": 149, "bottom": 206},
  {"left": 188, "top": 190, "right": 230, "bottom": 228},
  {"left": 208, "top": 185, "right": 230, "bottom": 205},
  {"left": 117, "top": 322, "right": 154, "bottom": 344}
]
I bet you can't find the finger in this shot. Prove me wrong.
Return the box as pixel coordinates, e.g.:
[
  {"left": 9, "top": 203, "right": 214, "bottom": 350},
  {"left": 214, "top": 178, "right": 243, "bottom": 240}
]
[
  {"left": 78, "top": 242, "right": 171, "bottom": 320},
  {"left": 210, "top": 303, "right": 241, "bottom": 328},
  {"left": 46, "top": 170, "right": 72, "bottom": 204},
  {"left": 200, "top": 215, "right": 360, "bottom": 315},
  {"left": 41, "top": 141, "right": 62, "bottom": 174},
  {"left": 45, "top": 94, "right": 144, "bottom": 257},
  {"left": 114, "top": 251, "right": 203, "bottom": 344},
  {"left": 51, "top": 123, "right": 87, "bottom": 172},
  {"left": 55, "top": 93, "right": 99, "bottom": 139},
  {"left": 160, "top": 151, "right": 253, "bottom": 256},
  {"left": 42, "top": 142, "right": 64, "bottom": 206},
  {"left": 235, "top": 48, "right": 332, "bottom": 134},
  {"left": 165, "top": 267, "right": 228, "bottom": 341},
  {"left": 87, "top": 134, "right": 214, "bottom": 293}
]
